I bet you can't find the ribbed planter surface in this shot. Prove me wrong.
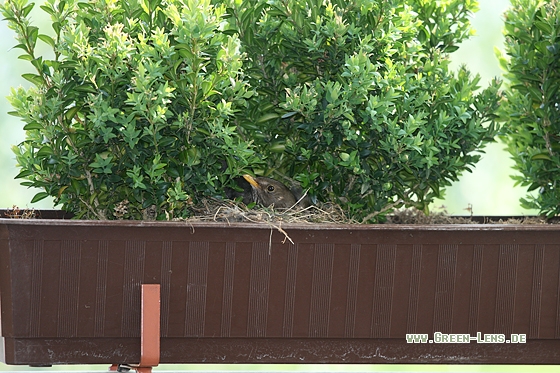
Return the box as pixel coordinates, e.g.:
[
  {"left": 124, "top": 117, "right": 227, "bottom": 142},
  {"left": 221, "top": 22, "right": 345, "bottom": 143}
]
[{"left": 1, "top": 217, "right": 560, "bottom": 365}]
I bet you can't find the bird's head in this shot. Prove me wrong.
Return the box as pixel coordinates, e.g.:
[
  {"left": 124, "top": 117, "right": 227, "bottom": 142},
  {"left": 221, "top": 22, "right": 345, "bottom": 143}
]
[{"left": 242, "top": 174, "right": 297, "bottom": 209}]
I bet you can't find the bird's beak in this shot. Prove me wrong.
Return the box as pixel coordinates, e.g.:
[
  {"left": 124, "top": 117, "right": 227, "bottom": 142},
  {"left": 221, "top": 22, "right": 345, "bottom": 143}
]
[{"left": 242, "top": 174, "right": 260, "bottom": 188}]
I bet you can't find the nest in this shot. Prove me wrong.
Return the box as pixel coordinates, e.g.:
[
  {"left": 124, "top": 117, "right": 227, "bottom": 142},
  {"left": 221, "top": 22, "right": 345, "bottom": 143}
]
[
  {"left": 180, "top": 198, "right": 356, "bottom": 225},
  {"left": 173, "top": 199, "right": 357, "bottom": 249}
]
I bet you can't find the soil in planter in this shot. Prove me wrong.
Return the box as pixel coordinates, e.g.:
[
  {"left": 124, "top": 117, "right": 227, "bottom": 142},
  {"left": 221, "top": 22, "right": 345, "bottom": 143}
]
[{"left": 385, "top": 207, "right": 558, "bottom": 225}]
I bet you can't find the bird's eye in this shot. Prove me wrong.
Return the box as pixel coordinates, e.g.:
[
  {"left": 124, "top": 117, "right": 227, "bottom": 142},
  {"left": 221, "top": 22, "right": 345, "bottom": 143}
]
[{"left": 267, "top": 185, "right": 275, "bottom": 192}]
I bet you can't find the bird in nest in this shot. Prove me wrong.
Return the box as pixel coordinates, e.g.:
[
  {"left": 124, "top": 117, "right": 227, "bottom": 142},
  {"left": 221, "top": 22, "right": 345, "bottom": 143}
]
[{"left": 225, "top": 174, "right": 310, "bottom": 209}]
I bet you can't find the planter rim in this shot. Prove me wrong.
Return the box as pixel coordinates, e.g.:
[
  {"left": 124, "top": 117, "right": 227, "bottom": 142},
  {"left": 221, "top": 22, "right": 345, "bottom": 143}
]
[{"left": 1, "top": 217, "right": 560, "bottom": 231}]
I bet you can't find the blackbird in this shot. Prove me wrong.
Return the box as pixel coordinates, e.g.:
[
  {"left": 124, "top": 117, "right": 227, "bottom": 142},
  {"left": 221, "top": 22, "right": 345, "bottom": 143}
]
[
  {"left": 225, "top": 174, "right": 309, "bottom": 209},
  {"left": 242, "top": 174, "right": 297, "bottom": 209}
]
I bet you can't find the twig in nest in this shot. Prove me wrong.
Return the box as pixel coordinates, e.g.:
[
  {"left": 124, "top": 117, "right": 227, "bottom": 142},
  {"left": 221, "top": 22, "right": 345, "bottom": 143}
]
[{"left": 284, "top": 188, "right": 309, "bottom": 214}]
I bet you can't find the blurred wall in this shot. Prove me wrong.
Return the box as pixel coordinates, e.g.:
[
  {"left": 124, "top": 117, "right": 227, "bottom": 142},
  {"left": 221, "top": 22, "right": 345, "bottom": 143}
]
[{"left": 0, "top": 0, "right": 536, "bottom": 215}]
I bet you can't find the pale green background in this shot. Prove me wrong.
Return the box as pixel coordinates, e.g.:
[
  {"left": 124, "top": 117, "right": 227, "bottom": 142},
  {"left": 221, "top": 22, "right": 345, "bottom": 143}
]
[{"left": 0, "top": 0, "right": 549, "bottom": 372}]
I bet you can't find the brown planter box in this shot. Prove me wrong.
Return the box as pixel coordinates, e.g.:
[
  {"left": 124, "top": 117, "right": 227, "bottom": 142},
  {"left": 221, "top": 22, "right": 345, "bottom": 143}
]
[{"left": 2, "top": 213, "right": 560, "bottom": 365}]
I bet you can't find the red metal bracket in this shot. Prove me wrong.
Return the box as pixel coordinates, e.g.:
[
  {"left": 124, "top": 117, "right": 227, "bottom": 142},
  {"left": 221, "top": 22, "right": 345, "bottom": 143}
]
[
  {"left": 110, "top": 284, "right": 161, "bottom": 373},
  {"left": 137, "top": 284, "right": 161, "bottom": 372}
]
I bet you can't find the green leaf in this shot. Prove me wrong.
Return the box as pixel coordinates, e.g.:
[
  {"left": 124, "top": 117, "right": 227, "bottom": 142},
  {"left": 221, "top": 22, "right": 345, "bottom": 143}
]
[
  {"left": 256, "top": 113, "right": 280, "bottom": 123},
  {"left": 531, "top": 153, "right": 552, "bottom": 161},
  {"left": 23, "top": 122, "right": 43, "bottom": 130},
  {"left": 21, "top": 73, "right": 45, "bottom": 86},
  {"left": 15, "top": 169, "right": 34, "bottom": 179},
  {"left": 269, "top": 143, "right": 286, "bottom": 152},
  {"left": 74, "top": 84, "right": 97, "bottom": 94},
  {"left": 37, "top": 146, "right": 54, "bottom": 157},
  {"left": 27, "top": 26, "right": 39, "bottom": 47},
  {"left": 13, "top": 43, "right": 28, "bottom": 51},
  {"left": 38, "top": 34, "right": 55, "bottom": 48},
  {"left": 65, "top": 106, "right": 81, "bottom": 121},
  {"left": 57, "top": 0, "right": 67, "bottom": 12},
  {"left": 30, "top": 191, "right": 50, "bottom": 203},
  {"left": 21, "top": 2, "right": 35, "bottom": 17},
  {"left": 40, "top": 4, "right": 56, "bottom": 16},
  {"left": 527, "top": 182, "right": 541, "bottom": 192},
  {"left": 18, "top": 54, "right": 33, "bottom": 61},
  {"left": 52, "top": 21, "right": 61, "bottom": 35},
  {"left": 281, "top": 111, "right": 298, "bottom": 119},
  {"left": 57, "top": 185, "right": 69, "bottom": 198},
  {"left": 535, "top": 21, "right": 552, "bottom": 34}
]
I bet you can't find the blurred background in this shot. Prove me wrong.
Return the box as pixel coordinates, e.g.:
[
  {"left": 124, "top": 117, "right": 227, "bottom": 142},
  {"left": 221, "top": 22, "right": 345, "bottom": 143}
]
[
  {"left": 0, "top": 0, "right": 538, "bottom": 216},
  {"left": 0, "top": 0, "right": 549, "bottom": 371}
]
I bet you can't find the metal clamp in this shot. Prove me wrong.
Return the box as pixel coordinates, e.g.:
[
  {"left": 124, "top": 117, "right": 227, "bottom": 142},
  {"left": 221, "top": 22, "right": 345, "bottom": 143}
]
[{"left": 110, "top": 284, "right": 161, "bottom": 373}]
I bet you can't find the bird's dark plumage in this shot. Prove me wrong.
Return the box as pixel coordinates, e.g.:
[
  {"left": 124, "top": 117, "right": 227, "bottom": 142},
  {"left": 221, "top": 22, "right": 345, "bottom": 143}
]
[{"left": 224, "top": 176, "right": 254, "bottom": 205}]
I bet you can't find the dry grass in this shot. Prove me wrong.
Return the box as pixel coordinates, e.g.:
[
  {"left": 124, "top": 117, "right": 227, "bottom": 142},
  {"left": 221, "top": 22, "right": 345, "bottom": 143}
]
[
  {"left": 180, "top": 198, "right": 357, "bottom": 225},
  {"left": 2, "top": 205, "right": 36, "bottom": 219}
]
